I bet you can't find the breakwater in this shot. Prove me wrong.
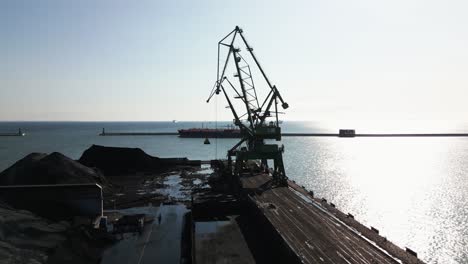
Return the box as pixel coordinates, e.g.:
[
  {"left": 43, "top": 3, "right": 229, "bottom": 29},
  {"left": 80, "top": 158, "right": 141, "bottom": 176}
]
[
  {"left": 0, "top": 128, "right": 25, "bottom": 137},
  {"left": 99, "top": 130, "right": 468, "bottom": 137}
]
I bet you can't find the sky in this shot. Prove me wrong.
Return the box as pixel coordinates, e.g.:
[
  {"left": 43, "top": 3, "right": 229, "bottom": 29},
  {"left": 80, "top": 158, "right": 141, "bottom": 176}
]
[{"left": 1, "top": 0, "right": 468, "bottom": 122}]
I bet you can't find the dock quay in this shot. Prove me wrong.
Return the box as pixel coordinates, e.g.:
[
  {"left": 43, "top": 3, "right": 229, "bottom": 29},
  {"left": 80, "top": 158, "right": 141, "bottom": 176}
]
[
  {"left": 190, "top": 163, "right": 424, "bottom": 264},
  {"left": 239, "top": 173, "right": 423, "bottom": 264}
]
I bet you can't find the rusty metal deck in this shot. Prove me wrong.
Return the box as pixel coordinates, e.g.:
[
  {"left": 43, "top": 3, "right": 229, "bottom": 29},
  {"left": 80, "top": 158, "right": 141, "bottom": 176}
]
[{"left": 241, "top": 173, "right": 399, "bottom": 264}]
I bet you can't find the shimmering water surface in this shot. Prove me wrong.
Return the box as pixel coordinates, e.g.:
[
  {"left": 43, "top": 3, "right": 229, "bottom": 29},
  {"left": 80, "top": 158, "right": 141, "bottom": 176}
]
[{"left": 0, "top": 121, "right": 467, "bottom": 263}]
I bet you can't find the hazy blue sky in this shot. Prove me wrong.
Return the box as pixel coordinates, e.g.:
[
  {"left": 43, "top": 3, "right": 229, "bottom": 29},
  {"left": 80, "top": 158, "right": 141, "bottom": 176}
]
[{"left": 1, "top": 0, "right": 468, "bottom": 121}]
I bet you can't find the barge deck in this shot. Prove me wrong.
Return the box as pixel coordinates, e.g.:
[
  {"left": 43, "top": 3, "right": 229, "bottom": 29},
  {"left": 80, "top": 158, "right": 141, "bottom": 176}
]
[{"left": 240, "top": 173, "right": 422, "bottom": 264}]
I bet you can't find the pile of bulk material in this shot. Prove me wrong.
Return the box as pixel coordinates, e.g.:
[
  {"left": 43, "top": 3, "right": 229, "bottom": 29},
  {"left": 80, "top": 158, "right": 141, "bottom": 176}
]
[
  {"left": 0, "top": 152, "right": 108, "bottom": 186},
  {"left": 0, "top": 152, "right": 111, "bottom": 220},
  {"left": 0, "top": 152, "right": 110, "bottom": 263},
  {"left": 0, "top": 150, "right": 119, "bottom": 264},
  {"left": 78, "top": 144, "right": 165, "bottom": 176}
]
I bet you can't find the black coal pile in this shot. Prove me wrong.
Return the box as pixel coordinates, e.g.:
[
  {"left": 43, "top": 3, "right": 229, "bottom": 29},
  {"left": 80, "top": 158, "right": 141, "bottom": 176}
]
[
  {"left": 78, "top": 145, "right": 165, "bottom": 176},
  {"left": 0, "top": 152, "right": 107, "bottom": 185}
]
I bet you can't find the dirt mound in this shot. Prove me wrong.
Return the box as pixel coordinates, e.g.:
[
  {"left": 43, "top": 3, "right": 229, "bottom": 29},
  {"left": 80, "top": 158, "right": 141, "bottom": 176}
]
[
  {"left": 0, "top": 153, "right": 47, "bottom": 185},
  {"left": 0, "top": 152, "right": 106, "bottom": 185},
  {"left": 78, "top": 145, "right": 164, "bottom": 176}
]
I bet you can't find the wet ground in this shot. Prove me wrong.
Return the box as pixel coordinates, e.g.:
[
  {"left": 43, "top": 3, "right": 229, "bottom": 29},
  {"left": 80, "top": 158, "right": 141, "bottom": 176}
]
[
  {"left": 104, "top": 165, "right": 213, "bottom": 209},
  {"left": 99, "top": 165, "right": 214, "bottom": 264},
  {"left": 101, "top": 204, "right": 188, "bottom": 264}
]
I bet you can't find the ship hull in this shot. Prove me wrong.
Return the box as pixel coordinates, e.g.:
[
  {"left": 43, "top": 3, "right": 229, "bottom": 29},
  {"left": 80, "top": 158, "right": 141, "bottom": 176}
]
[{"left": 178, "top": 129, "right": 241, "bottom": 138}]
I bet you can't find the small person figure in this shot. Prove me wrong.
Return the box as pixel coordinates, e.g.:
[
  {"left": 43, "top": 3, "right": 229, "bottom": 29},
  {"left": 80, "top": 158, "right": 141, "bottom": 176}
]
[{"left": 158, "top": 214, "right": 162, "bottom": 225}]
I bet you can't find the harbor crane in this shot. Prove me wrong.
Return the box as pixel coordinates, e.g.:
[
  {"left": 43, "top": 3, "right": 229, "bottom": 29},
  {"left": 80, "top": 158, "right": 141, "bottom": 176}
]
[{"left": 207, "top": 26, "right": 289, "bottom": 186}]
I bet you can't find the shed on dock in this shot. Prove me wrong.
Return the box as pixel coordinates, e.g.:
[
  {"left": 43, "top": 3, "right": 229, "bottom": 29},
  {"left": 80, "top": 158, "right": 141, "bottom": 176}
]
[{"left": 0, "top": 183, "right": 103, "bottom": 220}]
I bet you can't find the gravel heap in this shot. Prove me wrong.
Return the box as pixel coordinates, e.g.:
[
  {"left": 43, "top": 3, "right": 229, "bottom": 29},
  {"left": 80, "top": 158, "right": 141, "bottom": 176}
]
[
  {"left": 0, "top": 152, "right": 107, "bottom": 185},
  {"left": 79, "top": 145, "right": 165, "bottom": 176}
]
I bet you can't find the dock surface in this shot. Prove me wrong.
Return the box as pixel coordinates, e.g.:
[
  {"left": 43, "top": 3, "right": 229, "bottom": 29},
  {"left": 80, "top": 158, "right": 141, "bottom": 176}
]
[{"left": 241, "top": 173, "right": 398, "bottom": 264}]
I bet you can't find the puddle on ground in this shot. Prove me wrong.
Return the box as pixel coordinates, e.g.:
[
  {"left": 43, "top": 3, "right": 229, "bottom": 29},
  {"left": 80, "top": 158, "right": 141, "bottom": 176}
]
[
  {"left": 131, "top": 165, "right": 215, "bottom": 201},
  {"left": 193, "top": 179, "right": 202, "bottom": 185},
  {"left": 197, "top": 164, "right": 214, "bottom": 175},
  {"left": 155, "top": 174, "right": 188, "bottom": 200}
]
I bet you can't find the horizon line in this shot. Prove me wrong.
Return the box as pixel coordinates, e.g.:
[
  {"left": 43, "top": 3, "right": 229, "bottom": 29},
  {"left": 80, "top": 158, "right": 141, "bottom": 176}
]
[{"left": 0, "top": 119, "right": 467, "bottom": 123}]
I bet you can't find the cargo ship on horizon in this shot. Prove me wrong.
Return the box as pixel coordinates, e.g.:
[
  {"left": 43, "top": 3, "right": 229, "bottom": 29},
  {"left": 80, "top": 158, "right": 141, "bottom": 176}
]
[{"left": 177, "top": 127, "right": 241, "bottom": 138}]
